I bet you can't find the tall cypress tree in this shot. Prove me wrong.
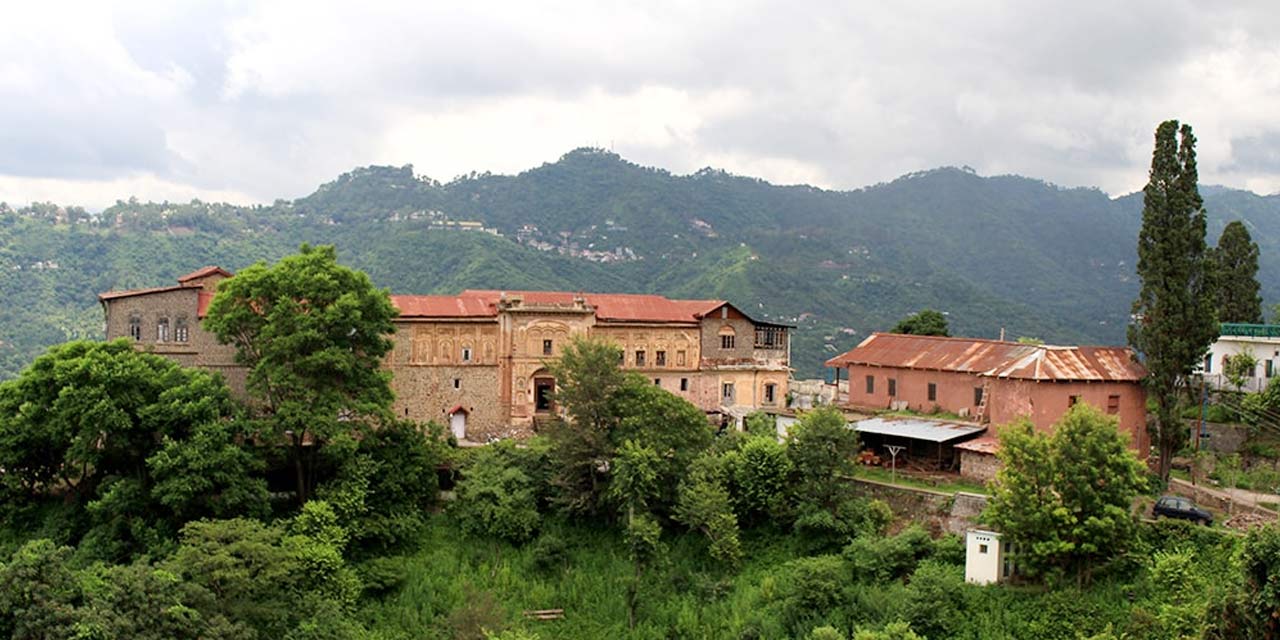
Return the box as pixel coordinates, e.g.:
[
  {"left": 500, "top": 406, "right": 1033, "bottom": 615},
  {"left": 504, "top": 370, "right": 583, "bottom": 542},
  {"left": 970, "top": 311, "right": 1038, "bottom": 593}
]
[
  {"left": 1129, "top": 120, "right": 1218, "bottom": 482},
  {"left": 1213, "top": 220, "right": 1263, "bottom": 323}
]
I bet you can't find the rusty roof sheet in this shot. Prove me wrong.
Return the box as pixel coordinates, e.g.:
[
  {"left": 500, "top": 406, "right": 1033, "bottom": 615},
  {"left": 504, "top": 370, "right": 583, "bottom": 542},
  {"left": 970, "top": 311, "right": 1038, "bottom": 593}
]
[
  {"left": 824, "top": 333, "right": 1146, "bottom": 382},
  {"left": 391, "top": 295, "right": 497, "bottom": 318},
  {"left": 954, "top": 434, "right": 1000, "bottom": 455},
  {"left": 460, "top": 290, "right": 724, "bottom": 323}
]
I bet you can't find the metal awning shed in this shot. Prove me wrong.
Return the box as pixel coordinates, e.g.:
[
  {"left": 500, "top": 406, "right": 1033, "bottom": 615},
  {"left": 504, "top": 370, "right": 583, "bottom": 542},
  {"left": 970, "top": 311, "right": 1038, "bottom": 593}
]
[
  {"left": 853, "top": 417, "right": 986, "bottom": 471},
  {"left": 854, "top": 417, "right": 986, "bottom": 443}
]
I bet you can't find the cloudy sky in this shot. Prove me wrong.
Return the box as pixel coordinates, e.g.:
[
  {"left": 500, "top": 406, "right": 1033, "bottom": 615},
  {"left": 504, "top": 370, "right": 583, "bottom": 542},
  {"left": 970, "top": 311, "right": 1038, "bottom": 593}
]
[{"left": 3, "top": 1, "right": 1280, "bottom": 209}]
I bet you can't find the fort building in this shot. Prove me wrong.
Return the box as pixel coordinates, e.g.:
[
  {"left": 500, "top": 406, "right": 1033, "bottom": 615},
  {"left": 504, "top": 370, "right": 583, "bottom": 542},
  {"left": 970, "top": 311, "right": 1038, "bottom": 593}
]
[{"left": 100, "top": 267, "right": 792, "bottom": 441}]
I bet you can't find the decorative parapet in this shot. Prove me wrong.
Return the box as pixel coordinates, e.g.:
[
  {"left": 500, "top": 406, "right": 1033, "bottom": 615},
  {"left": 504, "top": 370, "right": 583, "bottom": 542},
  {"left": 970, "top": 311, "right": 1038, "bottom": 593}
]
[{"left": 1220, "top": 323, "right": 1280, "bottom": 338}]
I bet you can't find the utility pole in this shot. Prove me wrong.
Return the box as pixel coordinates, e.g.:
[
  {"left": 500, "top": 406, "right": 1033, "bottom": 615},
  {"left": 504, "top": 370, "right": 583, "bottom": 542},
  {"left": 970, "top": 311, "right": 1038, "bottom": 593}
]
[
  {"left": 886, "top": 444, "right": 906, "bottom": 485},
  {"left": 1197, "top": 377, "right": 1208, "bottom": 451}
]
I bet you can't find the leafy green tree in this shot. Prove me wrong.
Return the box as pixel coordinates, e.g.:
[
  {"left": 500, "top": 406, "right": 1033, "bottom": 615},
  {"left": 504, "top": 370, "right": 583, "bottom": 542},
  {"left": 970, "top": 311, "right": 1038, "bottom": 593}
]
[
  {"left": 547, "top": 336, "right": 713, "bottom": 517},
  {"left": 147, "top": 420, "right": 270, "bottom": 524},
  {"left": 675, "top": 454, "right": 742, "bottom": 566},
  {"left": 1228, "top": 523, "right": 1280, "bottom": 637},
  {"left": 771, "top": 555, "right": 849, "bottom": 632},
  {"left": 891, "top": 310, "right": 949, "bottom": 336},
  {"left": 1129, "top": 120, "right": 1219, "bottom": 481},
  {"left": 744, "top": 411, "right": 776, "bottom": 438},
  {"left": 852, "top": 622, "right": 923, "bottom": 640},
  {"left": 0, "top": 340, "right": 235, "bottom": 503},
  {"left": 0, "top": 540, "right": 81, "bottom": 640},
  {"left": 987, "top": 404, "right": 1147, "bottom": 584},
  {"left": 74, "top": 562, "right": 245, "bottom": 640},
  {"left": 786, "top": 407, "right": 886, "bottom": 546},
  {"left": 1224, "top": 351, "right": 1259, "bottom": 394},
  {"left": 546, "top": 336, "right": 627, "bottom": 516},
  {"left": 203, "top": 244, "right": 399, "bottom": 502},
  {"left": 346, "top": 420, "right": 446, "bottom": 551},
  {"left": 168, "top": 504, "right": 362, "bottom": 639},
  {"left": 729, "top": 435, "right": 793, "bottom": 525},
  {"left": 610, "top": 439, "right": 664, "bottom": 630},
  {"left": 609, "top": 378, "right": 715, "bottom": 512},
  {"left": 1213, "top": 221, "right": 1263, "bottom": 323},
  {"left": 787, "top": 407, "right": 859, "bottom": 509},
  {"left": 0, "top": 340, "right": 256, "bottom": 558},
  {"left": 453, "top": 441, "right": 541, "bottom": 545}
]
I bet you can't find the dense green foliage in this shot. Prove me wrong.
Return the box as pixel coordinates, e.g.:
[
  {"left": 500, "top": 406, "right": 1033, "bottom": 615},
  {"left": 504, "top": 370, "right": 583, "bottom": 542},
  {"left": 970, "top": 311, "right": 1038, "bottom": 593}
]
[
  {"left": 987, "top": 404, "right": 1148, "bottom": 584},
  {"left": 205, "top": 244, "right": 399, "bottom": 502},
  {"left": 890, "top": 309, "right": 950, "bottom": 336},
  {"left": 1129, "top": 120, "right": 1219, "bottom": 481},
  {"left": 1213, "top": 220, "right": 1264, "bottom": 323},
  {"left": 6, "top": 150, "right": 1280, "bottom": 381},
  {"left": 0, "top": 340, "right": 267, "bottom": 559}
]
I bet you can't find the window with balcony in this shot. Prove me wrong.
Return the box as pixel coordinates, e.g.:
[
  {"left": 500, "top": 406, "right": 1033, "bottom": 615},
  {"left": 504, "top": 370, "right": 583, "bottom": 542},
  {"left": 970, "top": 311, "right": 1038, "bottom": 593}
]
[
  {"left": 635, "top": 350, "right": 646, "bottom": 366},
  {"left": 655, "top": 350, "right": 666, "bottom": 366}
]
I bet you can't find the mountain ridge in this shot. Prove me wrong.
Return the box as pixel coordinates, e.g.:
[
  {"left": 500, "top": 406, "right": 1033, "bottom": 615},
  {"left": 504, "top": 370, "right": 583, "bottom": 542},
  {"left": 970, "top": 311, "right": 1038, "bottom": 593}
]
[{"left": 2, "top": 148, "right": 1278, "bottom": 379}]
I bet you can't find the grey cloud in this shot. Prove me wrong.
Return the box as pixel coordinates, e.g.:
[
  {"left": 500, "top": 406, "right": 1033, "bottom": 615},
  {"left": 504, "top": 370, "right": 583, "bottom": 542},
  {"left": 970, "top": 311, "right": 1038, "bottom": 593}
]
[
  {"left": 3, "top": 0, "right": 1280, "bottom": 206},
  {"left": 1226, "top": 133, "right": 1280, "bottom": 174}
]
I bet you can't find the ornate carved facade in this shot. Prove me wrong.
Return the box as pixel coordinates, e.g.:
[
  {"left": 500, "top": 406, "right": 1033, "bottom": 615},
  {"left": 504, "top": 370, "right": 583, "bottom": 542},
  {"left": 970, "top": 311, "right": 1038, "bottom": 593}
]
[{"left": 101, "top": 270, "right": 792, "bottom": 441}]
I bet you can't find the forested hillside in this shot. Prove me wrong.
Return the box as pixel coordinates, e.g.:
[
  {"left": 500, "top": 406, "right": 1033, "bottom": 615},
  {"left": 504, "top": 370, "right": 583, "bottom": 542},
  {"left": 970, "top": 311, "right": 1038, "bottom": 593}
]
[{"left": 3, "top": 148, "right": 1279, "bottom": 378}]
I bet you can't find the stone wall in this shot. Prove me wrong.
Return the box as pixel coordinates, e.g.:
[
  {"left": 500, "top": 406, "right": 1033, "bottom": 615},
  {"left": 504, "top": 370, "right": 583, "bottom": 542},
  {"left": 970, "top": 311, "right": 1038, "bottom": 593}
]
[
  {"left": 1189, "top": 420, "right": 1249, "bottom": 454},
  {"left": 960, "top": 450, "right": 1000, "bottom": 483},
  {"left": 104, "top": 288, "right": 245, "bottom": 394},
  {"left": 850, "top": 477, "right": 989, "bottom": 534}
]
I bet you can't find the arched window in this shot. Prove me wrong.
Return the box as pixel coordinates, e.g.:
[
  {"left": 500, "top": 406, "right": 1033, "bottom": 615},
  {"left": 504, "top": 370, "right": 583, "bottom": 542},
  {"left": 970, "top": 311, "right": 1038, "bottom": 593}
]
[
  {"left": 128, "top": 314, "right": 142, "bottom": 341},
  {"left": 156, "top": 317, "right": 169, "bottom": 342},
  {"left": 174, "top": 317, "right": 189, "bottom": 343},
  {"left": 718, "top": 326, "right": 736, "bottom": 350}
]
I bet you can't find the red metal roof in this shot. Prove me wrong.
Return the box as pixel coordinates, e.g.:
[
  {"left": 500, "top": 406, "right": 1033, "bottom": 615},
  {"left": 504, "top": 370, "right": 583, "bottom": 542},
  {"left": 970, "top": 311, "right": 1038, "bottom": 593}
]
[
  {"left": 177, "top": 266, "right": 234, "bottom": 282},
  {"left": 391, "top": 295, "right": 497, "bottom": 318},
  {"left": 459, "top": 290, "right": 724, "bottom": 323},
  {"left": 824, "top": 333, "right": 1146, "bottom": 382}
]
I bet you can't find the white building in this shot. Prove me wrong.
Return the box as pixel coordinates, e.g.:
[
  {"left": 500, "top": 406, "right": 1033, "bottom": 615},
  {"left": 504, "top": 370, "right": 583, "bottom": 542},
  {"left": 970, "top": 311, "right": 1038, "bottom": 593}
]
[
  {"left": 1200, "top": 324, "right": 1280, "bottom": 393},
  {"left": 965, "top": 529, "right": 1014, "bottom": 585}
]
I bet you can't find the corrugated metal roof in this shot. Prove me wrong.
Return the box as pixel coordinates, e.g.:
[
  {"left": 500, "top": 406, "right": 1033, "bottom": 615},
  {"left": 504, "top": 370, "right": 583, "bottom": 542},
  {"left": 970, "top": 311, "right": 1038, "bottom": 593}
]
[
  {"left": 855, "top": 417, "right": 987, "bottom": 443},
  {"left": 954, "top": 434, "right": 1000, "bottom": 454},
  {"left": 825, "top": 333, "right": 1146, "bottom": 382},
  {"left": 460, "top": 290, "right": 725, "bottom": 323},
  {"left": 391, "top": 295, "right": 497, "bottom": 318}
]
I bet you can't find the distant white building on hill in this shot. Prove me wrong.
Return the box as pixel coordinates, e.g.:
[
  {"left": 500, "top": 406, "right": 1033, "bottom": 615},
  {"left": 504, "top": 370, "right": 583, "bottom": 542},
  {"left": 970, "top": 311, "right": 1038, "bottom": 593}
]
[{"left": 1200, "top": 323, "right": 1280, "bottom": 393}]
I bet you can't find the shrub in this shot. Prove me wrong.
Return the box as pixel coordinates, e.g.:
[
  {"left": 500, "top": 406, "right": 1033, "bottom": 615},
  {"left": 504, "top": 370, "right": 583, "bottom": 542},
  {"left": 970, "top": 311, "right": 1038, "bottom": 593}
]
[
  {"left": 530, "top": 533, "right": 568, "bottom": 574},
  {"left": 771, "top": 555, "right": 850, "bottom": 631},
  {"left": 731, "top": 435, "right": 793, "bottom": 524},
  {"left": 900, "top": 560, "right": 964, "bottom": 639},
  {"left": 843, "top": 525, "right": 934, "bottom": 583}
]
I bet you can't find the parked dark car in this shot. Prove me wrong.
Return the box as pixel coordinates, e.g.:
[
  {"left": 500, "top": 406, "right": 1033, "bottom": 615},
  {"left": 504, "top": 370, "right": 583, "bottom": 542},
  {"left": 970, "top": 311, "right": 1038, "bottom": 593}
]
[{"left": 1153, "top": 495, "right": 1213, "bottom": 525}]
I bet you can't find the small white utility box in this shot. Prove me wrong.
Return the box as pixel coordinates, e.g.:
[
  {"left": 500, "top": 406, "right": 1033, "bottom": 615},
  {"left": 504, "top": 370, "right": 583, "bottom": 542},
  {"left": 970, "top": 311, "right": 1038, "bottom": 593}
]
[{"left": 965, "top": 529, "right": 1012, "bottom": 585}]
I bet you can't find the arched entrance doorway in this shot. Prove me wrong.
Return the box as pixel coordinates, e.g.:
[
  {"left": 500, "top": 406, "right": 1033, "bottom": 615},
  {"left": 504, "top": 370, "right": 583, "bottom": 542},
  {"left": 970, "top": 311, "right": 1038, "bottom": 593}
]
[
  {"left": 448, "top": 405, "right": 468, "bottom": 441},
  {"left": 531, "top": 369, "right": 556, "bottom": 414}
]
